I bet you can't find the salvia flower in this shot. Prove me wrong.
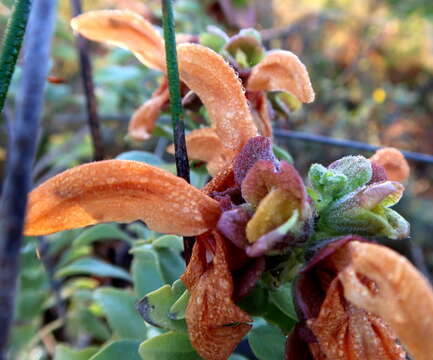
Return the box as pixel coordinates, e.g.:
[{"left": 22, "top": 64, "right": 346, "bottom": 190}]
[
  {"left": 289, "top": 235, "right": 433, "bottom": 359},
  {"left": 308, "top": 154, "right": 409, "bottom": 239}
]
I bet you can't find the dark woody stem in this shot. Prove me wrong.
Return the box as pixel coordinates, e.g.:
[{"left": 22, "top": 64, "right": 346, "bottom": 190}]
[
  {"left": 70, "top": 0, "right": 105, "bottom": 161},
  {"left": 0, "top": 0, "right": 32, "bottom": 113},
  {"left": 161, "top": 0, "right": 194, "bottom": 264}
]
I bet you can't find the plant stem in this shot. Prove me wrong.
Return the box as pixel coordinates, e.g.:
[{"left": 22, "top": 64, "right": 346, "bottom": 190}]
[
  {"left": 161, "top": 0, "right": 194, "bottom": 264},
  {"left": 0, "top": 0, "right": 58, "bottom": 358},
  {"left": 70, "top": 0, "right": 105, "bottom": 161},
  {"left": 0, "top": 0, "right": 32, "bottom": 113}
]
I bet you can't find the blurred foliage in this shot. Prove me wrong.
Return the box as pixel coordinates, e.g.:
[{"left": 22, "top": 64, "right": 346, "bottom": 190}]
[{"left": 1, "top": 0, "right": 433, "bottom": 358}]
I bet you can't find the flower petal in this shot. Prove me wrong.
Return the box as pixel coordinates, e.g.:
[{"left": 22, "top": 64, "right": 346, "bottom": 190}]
[
  {"left": 71, "top": 10, "right": 165, "bottom": 70},
  {"left": 181, "top": 231, "right": 252, "bottom": 360},
  {"left": 308, "top": 278, "right": 405, "bottom": 360},
  {"left": 177, "top": 44, "right": 257, "bottom": 152},
  {"left": 370, "top": 147, "right": 410, "bottom": 182},
  {"left": 247, "top": 91, "right": 273, "bottom": 137},
  {"left": 247, "top": 50, "right": 315, "bottom": 103},
  {"left": 340, "top": 241, "right": 433, "bottom": 360},
  {"left": 129, "top": 80, "right": 169, "bottom": 141},
  {"left": 241, "top": 160, "right": 308, "bottom": 215},
  {"left": 24, "top": 160, "right": 220, "bottom": 236},
  {"left": 167, "top": 128, "right": 230, "bottom": 176}
]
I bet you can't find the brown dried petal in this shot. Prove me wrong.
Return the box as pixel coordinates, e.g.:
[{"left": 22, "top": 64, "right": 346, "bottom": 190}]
[
  {"left": 129, "top": 81, "right": 169, "bottom": 141},
  {"left": 167, "top": 128, "right": 231, "bottom": 176},
  {"left": 71, "top": 10, "right": 165, "bottom": 70},
  {"left": 370, "top": 148, "right": 410, "bottom": 182},
  {"left": 308, "top": 278, "right": 405, "bottom": 360},
  {"left": 247, "top": 50, "right": 315, "bottom": 103},
  {"left": 182, "top": 232, "right": 252, "bottom": 360},
  {"left": 340, "top": 241, "right": 433, "bottom": 360},
  {"left": 177, "top": 44, "right": 257, "bottom": 152},
  {"left": 24, "top": 160, "right": 221, "bottom": 236}
]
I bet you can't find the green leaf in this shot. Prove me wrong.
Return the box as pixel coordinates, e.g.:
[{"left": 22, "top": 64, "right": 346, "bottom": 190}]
[
  {"left": 73, "top": 223, "right": 133, "bottom": 248},
  {"left": 76, "top": 308, "right": 111, "bottom": 341},
  {"left": 131, "top": 247, "right": 165, "bottom": 298},
  {"left": 248, "top": 323, "right": 286, "bottom": 360},
  {"left": 54, "top": 345, "right": 99, "bottom": 360},
  {"left": 169, "top": 290, "right": 189, "bottom": 320},
  {"left": 90, "top": 340, "right": 141, "bottom": 360},
  {"left": 268, "top": 283, "right": 297, "bottom": 321},
  {"left": 139, "top": 331, "right": 200, "bottom": 360},
  {"left": 272, "top": 144, "right": 294, "bottom": 164},
  {"left": 137, "top": 280, "right": 186, "bottom": 331},
  {"left": 56, "top": 257, "right": 131, "bottom": 281},
  {"left": 116, "top": 151, "right": 165, "bottom": 166},
  {"left": 94, "top": 288, "right": 147, "bottom": 340},
  {"left": 154, "top": 246, "right": 185, "bottom": 285}
]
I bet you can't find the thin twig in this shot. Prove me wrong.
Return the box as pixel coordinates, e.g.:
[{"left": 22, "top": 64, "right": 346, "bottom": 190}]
[
  {"left": 161, "top": 0, "right": 194, "bottom": 264},
  {"left": 0, "top": 0, "right": 31, "bottom": 113},
  {"left": 37, "top": 237, "right": 66, "bottom": 320},
  {"left": 70, "top": 0, "right": 105, "bottom": 161},
  {"left": 0, "top": 0, "right": 58, "bottom": 358},
  {"left": 273, "top": 129, "right": 433, "bottom": 164}
]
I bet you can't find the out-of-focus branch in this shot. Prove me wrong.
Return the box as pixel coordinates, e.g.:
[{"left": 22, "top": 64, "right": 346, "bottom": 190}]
[
  {"left": 70, "top": 0, "right": 105, "bottom": 161},
  {"left": 274, "top": 129, "right": 433, "bottom": 164},
  {"left": 0, "top": 0, "right": 58, "bottom": 358}
]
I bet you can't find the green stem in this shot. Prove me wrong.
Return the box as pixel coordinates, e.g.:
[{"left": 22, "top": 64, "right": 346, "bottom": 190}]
[
  {"left": 161, "top": 0, "right": 194, "bottom": 264},
  {"left": 0, "top": 0, "right": 32, "bottom": 113},
  {"left": 161, "top": 0, "right": 190, "bottom": 183}
]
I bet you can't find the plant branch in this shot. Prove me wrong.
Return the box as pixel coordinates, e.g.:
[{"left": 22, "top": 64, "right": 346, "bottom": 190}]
[
  {"left": 0, "top": 0, "right": 31, "bottom": 113},
  {"left": 70, "top": 0, "right": 105, "bottom": 161},
  {"left": 161, "top": 0, "right": 194, "bottom": 263},
  {"left": 0, "top": 0, "right": 58, "bottom": 358},
  {"left": 273, "top": 128, "right": 433, "bottom": 164}
]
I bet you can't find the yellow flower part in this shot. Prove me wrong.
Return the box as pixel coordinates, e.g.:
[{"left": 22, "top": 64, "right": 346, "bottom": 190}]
[
  {"left": 372, "top": 88, "right": 386, "bottom": 104},
  {"left": 246, "top": 188, "right": 295, "bottom": 243}
]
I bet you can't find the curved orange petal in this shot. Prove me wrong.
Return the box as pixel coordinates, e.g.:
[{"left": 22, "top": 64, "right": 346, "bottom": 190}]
[
  {"left": 167, "top": 128, "right": 231, "bottom": 176},
  {"left": 177, "top": 44, "right": 257, "bottom": 152},
  {"left": 129, "top": 82, "right": 170, "bottom": 141},
  {"left": 182, "top": 232, "right": 252, "bottom": 360},
  {"left": 370, "top": 147, "right": 410, "bottom": 182},
  {"left": 308, "top": 278, "right": 405, "bottom": 360},
  {"left": 247, "top": 50, "right": 315, "bottom": 103},
  {"left": 340, "top": 241, "right": 433, "bottom": 360},
  {"left": 247, "top": 91, "right": 273, "bottom": 137},
  {"left": 24, "top": 160, "right": 221, "bottom": 236},
  {"left": 71, "top": 10, "right": 165, "bottom": 71}
]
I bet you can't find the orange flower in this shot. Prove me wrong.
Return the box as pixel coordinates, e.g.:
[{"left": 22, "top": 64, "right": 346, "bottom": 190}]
[
  {"left": 174, "top": 48, "right": 315, "bottom": 175},
  {"left": 288, "top": 235, "right": 433, "bottom": 360},
  {"left": 24, "top": 40, "right": 261, "bottom": 360},
  {"left": 72, "top": 9, "right": 314, "bottom": 173},
  {"left": 370, "top": 147, "right": 410, "bottom": 182},
  {"left": 71, "top": 10, "right": 192, "bottom": 141}
]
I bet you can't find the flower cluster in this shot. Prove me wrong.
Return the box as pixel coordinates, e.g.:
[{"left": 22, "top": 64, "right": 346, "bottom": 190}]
[{"left": 25, "top": 9, "right": 433, "bottom": 360}]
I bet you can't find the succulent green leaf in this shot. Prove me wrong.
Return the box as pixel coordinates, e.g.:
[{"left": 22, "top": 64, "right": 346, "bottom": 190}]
[
  {"left": 272, "top": 143, "right": 294, "bottom": 164},
  {"left": 137, "top": 280, "right": 187, "bottom": 331},
  {"left": 248, "top": 323, "right": 286, "bottom": 360},
  {"left": 169, "top": 289, "right": 190, "bottom": 320},
  {"left": 268, "top": 283, "right": 297, "bottom": 321},
  {"left": 90, "top": 340, "right": 141, "bottom": 360},
  {"left": 73, "top": 223, "right": 133, "bottom": 247},
  {"left": 94, "top": 288, "right": 147, "bottom": 340},
  {"left": 116, "top": 151, "right": 165, "bottom": 166},
  {"left": 139, "top": 331, "right": 200, "bottom": 360},
  {"left": 56, "top": 257, "right": 131, "bottom": 282},
  {"left": 54, "top": 345, "right": 99, "bottom": 360}
]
